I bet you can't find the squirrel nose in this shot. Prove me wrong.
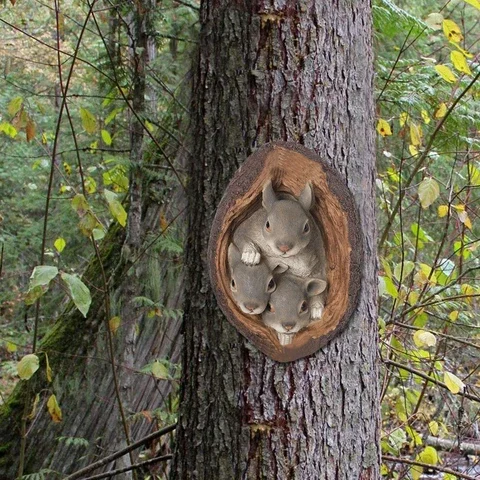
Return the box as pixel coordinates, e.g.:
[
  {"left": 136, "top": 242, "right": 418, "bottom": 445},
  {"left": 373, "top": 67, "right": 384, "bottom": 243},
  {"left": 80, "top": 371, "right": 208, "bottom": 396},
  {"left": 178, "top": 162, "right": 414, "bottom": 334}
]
[
  {"left": 277, "top": 243, "right": 292, "bottom": 253},
  {"left": 244, "top": 302, "right": 259, "bottom": 312},
  {"left": 282, "top": 322, "right": 296, "bottom": 332}
]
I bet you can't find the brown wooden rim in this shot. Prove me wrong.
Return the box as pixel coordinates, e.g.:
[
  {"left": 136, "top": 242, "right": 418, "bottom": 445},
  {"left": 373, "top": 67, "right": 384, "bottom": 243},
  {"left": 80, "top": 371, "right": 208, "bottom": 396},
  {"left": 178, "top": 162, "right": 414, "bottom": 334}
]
[{"left": 208, "top": 141, "right": 363, "bottom": 362}]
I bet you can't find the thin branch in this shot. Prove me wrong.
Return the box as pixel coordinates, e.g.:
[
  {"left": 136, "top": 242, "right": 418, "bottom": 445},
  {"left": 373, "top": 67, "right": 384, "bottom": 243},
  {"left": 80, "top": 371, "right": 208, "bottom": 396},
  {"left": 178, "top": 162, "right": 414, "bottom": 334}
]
[
  {"left": 382, "top": 455, "right": 478, "bottom": 480},
  {"left": 64, "top": 423, "right": 177, "bottom": 480},
  {"left": 81, "top": 454, "right": 172, "bottom": 480}
]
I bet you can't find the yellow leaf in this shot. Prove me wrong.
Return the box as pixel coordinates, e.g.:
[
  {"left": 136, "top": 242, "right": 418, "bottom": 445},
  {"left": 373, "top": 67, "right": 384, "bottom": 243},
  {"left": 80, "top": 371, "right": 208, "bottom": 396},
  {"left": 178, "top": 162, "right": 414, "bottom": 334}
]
[
  {"left": 449, "top": 310, "right": 459, "bottom": 321},
  {"left": 47, "top": 394, "right": 62, "bottom": 423},
  {"left": 399, "top": 112, "right": 409, "bottom": 127},
  {"left": 464, "top": 0, "right": 480, "bottom": 10},
  {"left": 413, "top": 330, "right": 437, "bottom": 348},
  {"left": 421, "top": 109, "right": 430, "bottom": 124},
  {"left": 444, "top": 371, "right": 465, "bottom": 394},
  {"left": 451, "top": 51, "right": 472, "bottom": 75},
  {"left": 6, "top": 341, "right": 17, "bottom": 353},
  {"left": 409, "top": 145, "right": 419, "bottom": 156},
  {"left": 435, "top": 65, "right": 457, "bottom": 83},
  {"left": 17, "top": 354, "right": 40, "bottom": 380},
  {"left": 63, "top": 162, "right": 72, "bottom": 175},
  {"left": 418, "top": 177, "right": 439, "bottom": 209},
  {"left": 101, "top": 129, "right": 112, "bottom": 146},
  {"left": 442, "top": 19, "right": 463, "bottom": 43},
  {"left": 410, "top": 123, "right": 422, "bottom": 146},
  {"left": 54, "top": 237, "right": 66, "bottom": 253},
  {"left": 109, "top": 316, "right": 121, "bottom": 334},
  {"left": 429, "top": 421, "right": 439, "bottom": 435},
  {"left": 417, "top": 446, "right": 438, "bottom": 465},
  {"left": 80, "top": 107, "right": 97, "bottom": 134},
  {"left": 377, "top": 119, "right": 392, "bottom": 137},
  {"left": 438, "top": 205, "right": 448, "bottom": 217},
  {"left": 457, "top": 210, "right": 472, "bottom": 229},
  {"left": 451, "top": 42, "right": 474, "bottom": 58},
  {"left": 8, "top": 97, "right": 23, "bottom": 116},
  {"left": 27, "top": 393, "right": 40, "bottom": 420},
  {"left": 453, "top": 204, "right": 465, "bottom": 212},
  {"left": 45, "top": 352, "right": 52, "bottom": 383}
]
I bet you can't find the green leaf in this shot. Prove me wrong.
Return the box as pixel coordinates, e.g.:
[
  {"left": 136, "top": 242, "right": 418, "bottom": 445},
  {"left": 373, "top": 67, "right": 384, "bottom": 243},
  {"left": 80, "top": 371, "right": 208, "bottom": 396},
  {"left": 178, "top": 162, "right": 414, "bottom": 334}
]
[
  {"left": 54, "top": 238, "right": 66, "bottom": 253},
  {"left": 109, "top": 316, "right": 121, "bottom": 334},
  {"left": 151, "top": 360, "right": 169, "bottom": 380},
  {"left": 71, "top": 194, "right": 90, "bottom": 216},
  {"left": 418, "top": 177, "right": 440, "bottom": 209},
  {"left": 468, "top": 164, "right": 480, "bottom": 186},
  {"left": 29, "top": 265, "right": 59, "bottom": 289},
  {"left": 444, "top": 371, "right": 465, "bottom": 394},
  {"left": 104, "top": 189, "right": 127, "bottom": 227},
  {"left": 17, "top": 354, "right": 40, "bottom": 380},
  {"left": 0, "top": 122, "right": 18, "bottom": 138},
  {"left": 393, "top": 261, "right": 415, "bottom": 282},
  {"left": 413, "top": 330, "right": 436, "bottom": 348},
  {"left": 8, "top": 96, "right": 23, "bottom": 116},
  {"left": 383, "top": 276, "right": 398, "bottom": 298},
  {"left": 101, "top": 129, "right": 112, "bottom": 146},
  {"left": 80, "top": 107, "right": 97, "bottom": 134},
  {"left": 92, "top": 228, "right": 106, "bottom": 241},
  {"left": 417, "top": 445, "right": 438, "bottom": 465},
  {"left": 60, "top": 273, "right": 92, "bottom": 317}
]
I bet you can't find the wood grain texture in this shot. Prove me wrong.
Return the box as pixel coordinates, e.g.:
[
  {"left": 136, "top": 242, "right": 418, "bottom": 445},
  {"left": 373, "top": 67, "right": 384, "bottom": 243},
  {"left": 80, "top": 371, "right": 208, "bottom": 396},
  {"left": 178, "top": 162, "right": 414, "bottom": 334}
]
[{"left": 208, "top": 141, "right": 363, "bottom": 362}]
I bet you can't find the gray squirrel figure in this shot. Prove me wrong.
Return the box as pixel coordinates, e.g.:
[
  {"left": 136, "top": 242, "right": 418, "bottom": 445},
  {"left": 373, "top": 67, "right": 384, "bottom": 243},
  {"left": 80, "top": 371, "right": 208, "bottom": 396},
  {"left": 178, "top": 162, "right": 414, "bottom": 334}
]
[
  {"left": 228, "top": 243, "right": 287, "bottom": 315},
  {"left": 231, "top": 179, "right": 328, "bottom": 320},
  {"left": 262, "top": 275, "right": 327, "bottom": 346}
]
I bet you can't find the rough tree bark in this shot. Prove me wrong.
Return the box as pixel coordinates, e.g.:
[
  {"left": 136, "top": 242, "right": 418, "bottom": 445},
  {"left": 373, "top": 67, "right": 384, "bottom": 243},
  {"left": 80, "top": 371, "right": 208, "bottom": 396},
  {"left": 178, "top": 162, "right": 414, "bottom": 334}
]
[{"left": 173, "top": 1, "right": 379, "bottom": 479}]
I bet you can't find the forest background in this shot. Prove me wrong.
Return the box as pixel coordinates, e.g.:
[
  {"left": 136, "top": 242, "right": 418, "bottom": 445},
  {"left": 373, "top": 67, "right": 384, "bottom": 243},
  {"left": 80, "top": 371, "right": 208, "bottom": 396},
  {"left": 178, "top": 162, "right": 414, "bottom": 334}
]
[{"left": 0, "top": 0, "right": 480, "bottom": 479}]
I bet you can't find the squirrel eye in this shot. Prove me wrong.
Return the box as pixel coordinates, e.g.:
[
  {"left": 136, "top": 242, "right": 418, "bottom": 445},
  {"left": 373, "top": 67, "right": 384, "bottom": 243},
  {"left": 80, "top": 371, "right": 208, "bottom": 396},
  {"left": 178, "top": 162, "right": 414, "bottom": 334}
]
[
  {"left": 231, "top": 278, "right": 236, "bottom": 289},
  {"left": 266, "top": 303, "right": 275, "bottom": 313},
  {"left": 303, "top": 222, "right": 310, "bottom": 233},
  {"left": 265, "top": 220, "right": 271, "bottom": 231},
  {"left": 267, "top": 278, "right": 276, "bottom": 291},
  {"left": 300, "top": 301, "right": 308, "bottom": 313}
]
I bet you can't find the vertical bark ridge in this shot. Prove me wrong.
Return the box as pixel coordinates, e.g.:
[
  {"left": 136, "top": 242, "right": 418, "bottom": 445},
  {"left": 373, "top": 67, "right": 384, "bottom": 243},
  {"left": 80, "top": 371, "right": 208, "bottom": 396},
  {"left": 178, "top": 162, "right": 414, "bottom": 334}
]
[{"left": 174, "top": 0, "right": 379, "bottom": 478}]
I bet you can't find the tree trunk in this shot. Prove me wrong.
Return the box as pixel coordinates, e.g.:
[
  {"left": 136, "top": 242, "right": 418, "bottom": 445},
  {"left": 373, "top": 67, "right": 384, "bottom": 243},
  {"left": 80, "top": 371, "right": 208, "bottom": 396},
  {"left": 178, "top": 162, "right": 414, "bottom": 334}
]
[{"left": 173, "top": 1, "right": 379, "bottom": 479}]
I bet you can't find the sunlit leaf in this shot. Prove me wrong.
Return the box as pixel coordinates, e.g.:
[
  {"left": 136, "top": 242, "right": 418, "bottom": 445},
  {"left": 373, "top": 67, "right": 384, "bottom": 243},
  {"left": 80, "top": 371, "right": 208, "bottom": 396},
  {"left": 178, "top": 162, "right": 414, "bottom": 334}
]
[
  {"left": 80, "top": 107, "right": 97, "bottom": 134},
  {"left": 410, "top": 123, "right": 422, "bottom": 146},
  {"left": 393, "top": 261, "right": 415, "bottom": 281},
  {"left": 413, "top": 330, "right": 436, "bottom": 348},
  {"left": 383, "top": 277, "right": 398, "bottom": 298},
  {"left": 450, "top": 51, "right": 472, "bottom": 75},
  {"left": 434, "top": 103, "right": 447, "bottom": 118},
  {"left": 6, "top": 341, "right": 17, "bottom": 353},
  {"left": 468, "top": 165, "right": 480, "bottom": 186},
  {"left": 449, "top": 310, "right": 459, "bottom": 321},
  {"left": 8, "top": 97, "right": 23, "bottom": 116},
  {"left": 145, "top": 120, "right": 155, "bottom": 132},
  {"left": 418, "top": 177, "right": 439, "bottom": 209},
  {"left": 377, "top": 119, "right": 392, "bottom": 137},
  {"left": 47, "top": 394, "right": 62, "bottom": 423},
  {"left": 85, "top": 176, "right": 97, "bottom": 194},
  {"left": 101, "top": 129, "right": 112, "bottom": 146},
  {"left": 437, "top": 205, "right": 448, "bottom": 217},
  {"left": 17, "top": 354, "right": 39, "bottom": 380},
  {"left": 54, "top": 238, "right": 66, "bottom": 253},
  {"left": 464, "top": 0, "right": 480, "bottom": 10},
  {"left": 458, "top": 211, "right": 472, "bottom": 229},
  {"left": 399, "top": 112, "right": 409, "bottom": 127},
  {"left": 435, "top": 65, "right": 457, "bottom": 83},
  {"left": 421, "top": 110, "right": 430, "bottom": 124},
  {"left": 429, "top": 421, "right": 439, "bottom": 436},
  {"left": 417, "top": 446, "right": 438, "bottom": 465},
  {"left": 442, "top": 19, "right": 463, "bottom": 43},
  {"left": 60, "top": 273, "right": 92, "bottom": 317},
  {"left": 444, "top": 371, "right": 465, "bottom": 394},
  {"left": 409, "top": 144, "right": 419, "bottom": 156},
  {"left": 104, "top": 189, "right": 127, "bottom": 227},
  {"left": 0, "top": 122, "right": 18, "bottom": 138}
]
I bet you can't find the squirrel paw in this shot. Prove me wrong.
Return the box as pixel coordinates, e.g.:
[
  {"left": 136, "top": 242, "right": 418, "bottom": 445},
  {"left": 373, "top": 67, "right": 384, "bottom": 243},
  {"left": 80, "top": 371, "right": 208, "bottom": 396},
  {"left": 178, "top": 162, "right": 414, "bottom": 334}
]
[
  {"left": 310, "top": 303, "right": 324, "bottom": 320},
  {"left": 242, "top": 245, "right": 260, "bottom": 265}
]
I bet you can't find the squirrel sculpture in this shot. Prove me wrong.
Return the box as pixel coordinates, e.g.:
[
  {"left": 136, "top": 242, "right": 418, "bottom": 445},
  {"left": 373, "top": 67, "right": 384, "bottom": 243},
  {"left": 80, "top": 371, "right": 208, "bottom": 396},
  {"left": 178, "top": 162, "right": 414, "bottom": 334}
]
[
  {"left": 228, "top": 243, "right": 287, "bottom": 315},
  {"left": 262, "top": 274, "right": 327, "bottom": 346},
  {"left": 231, "top": 180, "right": 328, "bottom": 319}
]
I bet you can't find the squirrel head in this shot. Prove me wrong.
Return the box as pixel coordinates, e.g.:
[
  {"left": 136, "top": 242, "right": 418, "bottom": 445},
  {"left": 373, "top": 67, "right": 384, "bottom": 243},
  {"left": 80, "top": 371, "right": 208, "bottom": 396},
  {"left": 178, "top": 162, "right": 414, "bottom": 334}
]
[
  {"left": 262, "top": 275, "right": 326, "bottom": 345},
  {"left": 261, "top": 180, "right": 315, "bottom": 258},
  {"left": 228, "top": 243, "right": 288, "bottom": 315}
]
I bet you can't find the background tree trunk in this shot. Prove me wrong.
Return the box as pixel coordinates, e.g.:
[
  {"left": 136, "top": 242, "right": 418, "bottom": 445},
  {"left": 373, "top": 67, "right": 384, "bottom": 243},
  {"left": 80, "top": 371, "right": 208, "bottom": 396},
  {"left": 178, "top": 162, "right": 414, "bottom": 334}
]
[{"left": 173, "top": 0, "right": 380, "bottom": 479}]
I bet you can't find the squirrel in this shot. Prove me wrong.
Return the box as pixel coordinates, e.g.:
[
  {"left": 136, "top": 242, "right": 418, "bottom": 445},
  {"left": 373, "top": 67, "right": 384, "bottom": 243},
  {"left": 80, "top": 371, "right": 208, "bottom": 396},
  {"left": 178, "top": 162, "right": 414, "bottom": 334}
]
[
  {"left": 232, "top": 179, "right": 328, "bottom": 319},
  {"left": 228, "top": 243, "right": 288, "bottom": 315},
  {"left": 262, "top": 274, "right": 327, "bottom": 346}
]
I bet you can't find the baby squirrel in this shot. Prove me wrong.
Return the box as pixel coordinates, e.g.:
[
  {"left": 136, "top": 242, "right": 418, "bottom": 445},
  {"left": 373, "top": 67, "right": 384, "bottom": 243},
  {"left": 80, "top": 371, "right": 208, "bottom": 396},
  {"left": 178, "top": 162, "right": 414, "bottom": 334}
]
[
  {"left": 232, "top": 180, "right": 328, "bottom": 319},
  {"left": 228, "top": 243, "right": 287, "bottom": 315},
  {"left": 262, "top": 274, "right": 327, "bottom": 346}
]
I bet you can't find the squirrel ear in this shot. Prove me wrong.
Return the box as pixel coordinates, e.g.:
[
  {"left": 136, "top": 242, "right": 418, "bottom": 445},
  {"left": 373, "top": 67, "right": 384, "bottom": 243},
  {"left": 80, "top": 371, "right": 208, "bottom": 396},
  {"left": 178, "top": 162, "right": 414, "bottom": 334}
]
[
  {"left": 273, "top": 263, "right": 288, "bottom": 275},
  {"left": 305, "top": 278, "right": 327, "bottom": 296},
  {"left": 298, "top": 182, "right": 314, "bottom": 211},
  {"left": 228, "top": 243, "right": 241, "bottom": 267},
  {"left": 262, "top": 180, "right": 277, "bottom": 211}
]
